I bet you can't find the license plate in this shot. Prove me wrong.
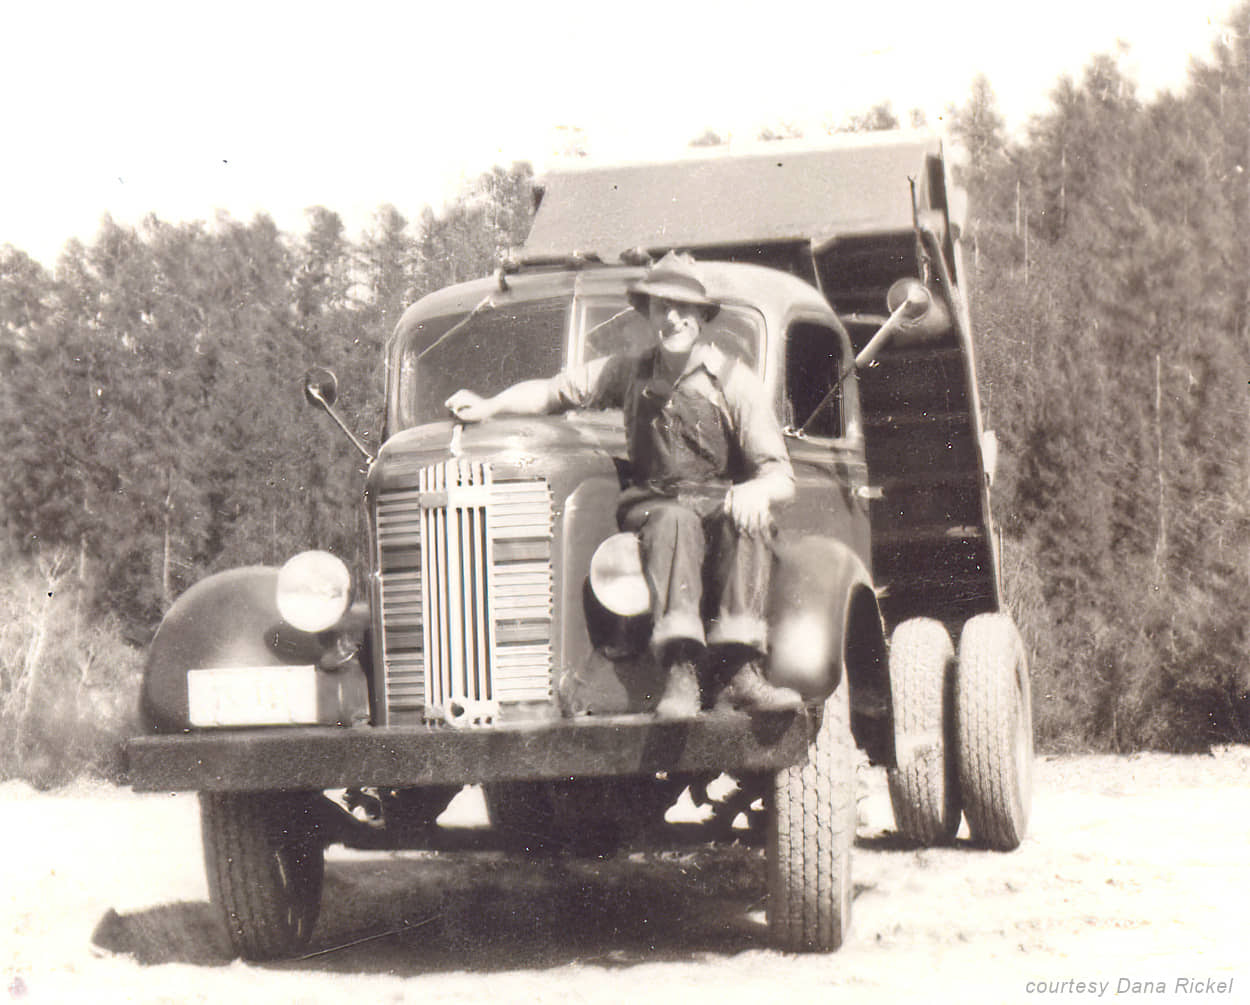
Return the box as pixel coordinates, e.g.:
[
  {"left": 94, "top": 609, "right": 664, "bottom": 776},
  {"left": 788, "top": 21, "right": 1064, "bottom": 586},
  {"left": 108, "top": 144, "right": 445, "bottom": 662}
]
[{"left": 187, "top": 665, "right": 319, "bottom": 727}]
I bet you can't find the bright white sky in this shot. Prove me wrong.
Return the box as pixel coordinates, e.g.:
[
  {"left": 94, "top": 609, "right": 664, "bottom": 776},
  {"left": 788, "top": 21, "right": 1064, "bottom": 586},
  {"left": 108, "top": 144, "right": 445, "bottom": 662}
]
[{"left": 1, "top": 0, "right": 1238, "bottom": 266}]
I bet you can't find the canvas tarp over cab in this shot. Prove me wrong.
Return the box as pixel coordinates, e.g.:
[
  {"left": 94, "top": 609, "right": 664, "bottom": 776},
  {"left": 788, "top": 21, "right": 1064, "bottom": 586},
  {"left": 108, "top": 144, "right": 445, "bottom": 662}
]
[{"left": 520, "top": 131, "right": 1000, "bottom": 630}]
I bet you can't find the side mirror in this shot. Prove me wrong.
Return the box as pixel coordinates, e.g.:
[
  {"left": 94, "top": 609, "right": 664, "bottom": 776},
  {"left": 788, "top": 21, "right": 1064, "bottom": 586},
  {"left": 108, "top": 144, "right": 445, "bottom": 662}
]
[
  {"left": 797, "top": 278, "right": 952, "bottom": 437},
  {"left": 303, "top": 367, "right": 339, "bottom": 408},
  {"left": 884, "top": 278, "right": 952, "bottom": 342},
  {"left": 301, "top": 367, "right": 374, "bottom": 464},
  {"left": 854, "top": 278, "right": 953, "bottom": 370}
]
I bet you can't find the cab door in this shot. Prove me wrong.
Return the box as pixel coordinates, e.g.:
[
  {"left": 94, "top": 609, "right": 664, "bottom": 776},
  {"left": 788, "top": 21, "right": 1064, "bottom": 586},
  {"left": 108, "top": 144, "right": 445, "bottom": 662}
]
[{"left": 776, "top": 318, "right": 873, "bottom": 570}]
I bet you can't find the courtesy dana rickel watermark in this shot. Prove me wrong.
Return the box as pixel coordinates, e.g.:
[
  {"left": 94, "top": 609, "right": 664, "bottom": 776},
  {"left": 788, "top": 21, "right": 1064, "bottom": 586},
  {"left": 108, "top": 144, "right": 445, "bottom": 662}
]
[{"left": 1025, "top": 977, "right": 1235, "bottom": 997}]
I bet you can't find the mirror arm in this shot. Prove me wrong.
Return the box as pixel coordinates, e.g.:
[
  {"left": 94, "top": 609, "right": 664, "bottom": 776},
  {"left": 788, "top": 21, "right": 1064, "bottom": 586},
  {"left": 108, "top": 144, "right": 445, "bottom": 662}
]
[
  {"left": 795, "top": 285, "right": 929, "bottom": 437},
  {"left": 307, "top": 386, "right": 376, "bottom": 464}
]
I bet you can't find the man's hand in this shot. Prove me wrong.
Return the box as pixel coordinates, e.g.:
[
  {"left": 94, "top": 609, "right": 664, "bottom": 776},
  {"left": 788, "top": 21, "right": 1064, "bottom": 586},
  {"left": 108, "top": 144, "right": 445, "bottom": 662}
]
[
  {"left": 444, "top": 389, "right": 495, "bottom": 424},
  {"left": 724, "top": 480, "right": 773, "bottom": 535}
]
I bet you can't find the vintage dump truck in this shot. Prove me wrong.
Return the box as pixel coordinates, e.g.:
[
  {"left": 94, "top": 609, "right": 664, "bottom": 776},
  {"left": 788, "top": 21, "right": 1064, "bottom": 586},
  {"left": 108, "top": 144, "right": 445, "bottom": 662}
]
[{"left": 124, "top": 131, "right": 1032, "bottom": 960}]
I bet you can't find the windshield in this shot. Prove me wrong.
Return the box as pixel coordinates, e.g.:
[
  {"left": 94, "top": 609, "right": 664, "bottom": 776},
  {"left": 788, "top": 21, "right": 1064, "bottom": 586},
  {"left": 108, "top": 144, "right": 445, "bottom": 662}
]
[
  {"left": 394, "top": 291, "right": 764, "bottom": 430},
  {"left": 578, "top": 298, "right": 762, "bottom": 368},
  {"left": 397, "top": 296, "right": 569, "bottom": 428}
]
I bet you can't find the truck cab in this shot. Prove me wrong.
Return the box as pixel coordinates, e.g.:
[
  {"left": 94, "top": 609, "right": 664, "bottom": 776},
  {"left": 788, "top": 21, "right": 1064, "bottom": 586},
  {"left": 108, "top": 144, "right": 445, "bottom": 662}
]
[{"left": 124, "top": 131, "right": 1033, "bottom": 962}]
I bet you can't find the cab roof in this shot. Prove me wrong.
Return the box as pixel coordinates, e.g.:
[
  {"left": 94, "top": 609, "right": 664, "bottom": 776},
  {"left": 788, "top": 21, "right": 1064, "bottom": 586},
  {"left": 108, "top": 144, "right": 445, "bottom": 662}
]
[
  {"left": 392, "top": 259, "right": 836, "bottom": 354},
  {"left": 521, "top": 131, "right": 951, "bottom": 263}
]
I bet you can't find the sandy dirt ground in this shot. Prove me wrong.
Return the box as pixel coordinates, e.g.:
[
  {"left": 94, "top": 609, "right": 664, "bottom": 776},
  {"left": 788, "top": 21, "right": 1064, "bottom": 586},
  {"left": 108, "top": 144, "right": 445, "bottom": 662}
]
[{"left": 2, "top": 748, "right": 1247, "bottom": 1005}]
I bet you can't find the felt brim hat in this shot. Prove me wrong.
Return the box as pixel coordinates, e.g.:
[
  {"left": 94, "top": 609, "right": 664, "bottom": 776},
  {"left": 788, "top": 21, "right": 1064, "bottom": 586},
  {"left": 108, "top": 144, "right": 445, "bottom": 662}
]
[{"left": 627, "top": 251, "right": 719, "bottom": 320}]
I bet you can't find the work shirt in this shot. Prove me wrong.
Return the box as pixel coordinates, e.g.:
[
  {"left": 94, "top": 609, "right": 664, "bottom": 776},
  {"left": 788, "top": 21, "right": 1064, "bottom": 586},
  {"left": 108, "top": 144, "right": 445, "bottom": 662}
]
[{"left": 546, "top": 342, "right": 794, "bottom": 496}]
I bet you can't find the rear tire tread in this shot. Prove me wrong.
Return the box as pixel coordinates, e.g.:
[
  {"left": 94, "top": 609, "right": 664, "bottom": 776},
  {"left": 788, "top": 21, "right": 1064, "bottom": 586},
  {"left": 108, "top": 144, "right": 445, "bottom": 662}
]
[
  {"left": 886, "top": 618, "right": 960, "bottom": 845},
  {"left": 955, "top": 613, "right": 1033, "bottom": 851}
]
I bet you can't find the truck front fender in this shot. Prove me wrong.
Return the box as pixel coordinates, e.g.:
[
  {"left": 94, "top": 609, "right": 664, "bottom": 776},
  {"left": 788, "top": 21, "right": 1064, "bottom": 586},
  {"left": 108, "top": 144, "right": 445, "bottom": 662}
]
[
  {"left": 768, "top": 536, "right": 893, "bottom": 765},
  {"left": 141, "top": 567, "right": 330, "bottom": 733}
]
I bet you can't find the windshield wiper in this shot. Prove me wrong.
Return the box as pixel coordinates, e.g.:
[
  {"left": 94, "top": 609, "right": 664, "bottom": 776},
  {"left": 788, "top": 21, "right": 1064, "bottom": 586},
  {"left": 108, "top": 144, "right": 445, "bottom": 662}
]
[
  {"left": 581, "top": 306, "right": 633, "bottom": 344},
  {"left": 415, "top": 294, "right": 496, "bottom": 362}
]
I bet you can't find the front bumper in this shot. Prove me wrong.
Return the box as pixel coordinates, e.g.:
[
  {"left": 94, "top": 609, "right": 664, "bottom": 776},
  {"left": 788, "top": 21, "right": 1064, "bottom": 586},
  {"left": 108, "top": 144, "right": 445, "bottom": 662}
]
[{"left": 124, "top": 711, "right": 814, "bottom": 793}]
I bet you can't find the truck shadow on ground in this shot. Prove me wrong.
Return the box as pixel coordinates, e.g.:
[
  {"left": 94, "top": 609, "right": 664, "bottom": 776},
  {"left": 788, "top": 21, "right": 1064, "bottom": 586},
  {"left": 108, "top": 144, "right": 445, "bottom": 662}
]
[
  {"left": 93, "top": 844, "right": 868, "bottom": 974},
  {"left": 854, "top": 832, "right": 990, "bottom": 853}
]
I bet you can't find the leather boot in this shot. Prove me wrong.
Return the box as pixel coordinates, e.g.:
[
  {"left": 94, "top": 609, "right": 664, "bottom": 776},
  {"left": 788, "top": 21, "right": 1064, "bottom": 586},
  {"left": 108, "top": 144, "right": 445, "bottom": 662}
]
[
  {"left": 655, "top": 650, "right": 705, "bottom": 720},
  {"left": 714, "top": 657, "right": 802, "bottom": 713}
]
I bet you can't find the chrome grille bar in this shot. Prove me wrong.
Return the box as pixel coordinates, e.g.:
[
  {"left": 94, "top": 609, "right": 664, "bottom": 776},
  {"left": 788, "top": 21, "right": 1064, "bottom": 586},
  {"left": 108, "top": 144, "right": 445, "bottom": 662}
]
[
  {"left": 376, "top": 460, "right": 552, "bottom": 725},
  {"left": 422, "top": 460, "right": 495, "bottom": 710},
  {"left": 376, "top": 491, "right": 425, "bottom": 716}
]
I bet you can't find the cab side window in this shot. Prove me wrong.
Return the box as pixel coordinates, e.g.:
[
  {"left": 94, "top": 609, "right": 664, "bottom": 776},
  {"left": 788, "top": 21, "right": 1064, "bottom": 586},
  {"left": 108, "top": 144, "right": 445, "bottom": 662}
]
[{"left": 785, "top": 322, "right": 845, "bottom": 438}]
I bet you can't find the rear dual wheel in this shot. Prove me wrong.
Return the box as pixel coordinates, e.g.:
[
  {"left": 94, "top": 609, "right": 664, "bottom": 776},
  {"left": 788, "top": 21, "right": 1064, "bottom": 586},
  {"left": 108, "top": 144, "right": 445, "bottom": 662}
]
[
  {"left": 955, "top": 613, "right": 1033, "bottom": 850},
  {"left": 886, "top": 618, "right": 961, "bottom": 845},
  {"left": 885, "top": 613, "right": 1033, "bottom": 850}
]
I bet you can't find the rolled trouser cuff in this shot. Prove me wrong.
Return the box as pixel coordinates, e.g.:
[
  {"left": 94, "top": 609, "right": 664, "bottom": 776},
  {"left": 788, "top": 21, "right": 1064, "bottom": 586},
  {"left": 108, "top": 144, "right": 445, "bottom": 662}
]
[
  {"left": 650, "top": 612, "right": 706, "bottom": 653},
  {"left": 707, "top": 613, "right": 768, "bottom": 652}
]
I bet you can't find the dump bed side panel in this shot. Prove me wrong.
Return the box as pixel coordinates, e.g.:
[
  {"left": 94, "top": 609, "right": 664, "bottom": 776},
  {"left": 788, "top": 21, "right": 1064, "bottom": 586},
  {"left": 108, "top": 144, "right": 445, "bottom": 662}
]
[{"left": 817, "top": 233, "right": 1000, "bottom": 630}]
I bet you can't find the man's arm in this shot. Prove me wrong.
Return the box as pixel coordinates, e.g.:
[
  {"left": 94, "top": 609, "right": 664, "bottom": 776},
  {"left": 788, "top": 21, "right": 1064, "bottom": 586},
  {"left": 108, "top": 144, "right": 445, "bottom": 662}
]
[
  {"left": 445, "top": 355, "right": 622, "bottom": 424},
  {"left": 445, "top": 381, "right": 555, "bottom": 423},
  {"left": 722, "top": 366, "right": 796, "bottom": 535}
]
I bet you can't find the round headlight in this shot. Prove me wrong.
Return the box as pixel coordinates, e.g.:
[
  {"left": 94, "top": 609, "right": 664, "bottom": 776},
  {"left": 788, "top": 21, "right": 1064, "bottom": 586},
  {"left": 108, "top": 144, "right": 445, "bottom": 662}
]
[
  {"left": 276, "top": 551, "right": 351, "bottom": 633},
  {"left": 589, "top": 533, "right": 651, "bottom": 618}
]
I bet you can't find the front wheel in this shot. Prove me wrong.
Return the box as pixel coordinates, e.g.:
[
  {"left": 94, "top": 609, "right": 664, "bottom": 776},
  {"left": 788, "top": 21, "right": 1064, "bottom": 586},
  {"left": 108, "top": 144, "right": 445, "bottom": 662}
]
[
  {"left": 200, "top": 791, "right": 325, "bottom": 960},
  {"left": 767, "top": 684, "right": 855, "bottom": 952},
  {"left": 955, "top": 613, "right": 1034, "bottom": 850}
]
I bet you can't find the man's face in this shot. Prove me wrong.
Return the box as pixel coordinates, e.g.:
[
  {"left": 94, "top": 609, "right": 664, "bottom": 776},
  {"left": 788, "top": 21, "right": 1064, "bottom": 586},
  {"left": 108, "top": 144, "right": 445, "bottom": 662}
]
[{"left": 647, "top": 296, "right": 703, "bottom": 354}]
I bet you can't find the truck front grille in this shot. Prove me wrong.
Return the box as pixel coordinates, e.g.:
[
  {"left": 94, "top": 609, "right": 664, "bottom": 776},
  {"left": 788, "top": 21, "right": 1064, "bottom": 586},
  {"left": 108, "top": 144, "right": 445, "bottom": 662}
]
[{"left": 375, "top": 460, "right": 553, "bottom": 724}]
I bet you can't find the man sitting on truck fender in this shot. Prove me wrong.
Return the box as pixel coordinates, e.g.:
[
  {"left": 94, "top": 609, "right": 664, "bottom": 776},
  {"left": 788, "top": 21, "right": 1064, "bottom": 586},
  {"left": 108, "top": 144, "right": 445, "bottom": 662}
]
[{"left": 445, "top": 251, "right": 800, "bottom": 717}]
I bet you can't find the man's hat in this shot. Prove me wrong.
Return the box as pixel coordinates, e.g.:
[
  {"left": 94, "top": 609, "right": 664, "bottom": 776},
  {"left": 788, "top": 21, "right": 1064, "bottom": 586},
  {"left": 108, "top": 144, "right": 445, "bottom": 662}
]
[{"left": 627, "top": 251, "right": 719, "bottom": 319}]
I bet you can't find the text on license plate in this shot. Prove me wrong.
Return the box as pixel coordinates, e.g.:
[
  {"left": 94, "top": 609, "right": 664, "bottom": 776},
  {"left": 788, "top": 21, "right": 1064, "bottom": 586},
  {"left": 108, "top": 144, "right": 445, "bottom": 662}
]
[{"left": 187, "top": 665, "right": 319, "bottom": 727}]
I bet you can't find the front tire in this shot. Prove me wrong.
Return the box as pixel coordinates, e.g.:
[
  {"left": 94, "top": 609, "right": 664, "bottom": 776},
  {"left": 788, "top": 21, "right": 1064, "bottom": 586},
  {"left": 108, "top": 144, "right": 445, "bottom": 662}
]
[
  {"left": 767, "top": 684, "right": 855, "bottom": 952},
  {"left": 200, "top": 791, "right": 325, "bottom": 960},
  {"left": 955, "top": 613, "right": 1034, "bottom": 850},
  {"left": 886, "top": 618, "right": 961, "bottom": 845}
]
